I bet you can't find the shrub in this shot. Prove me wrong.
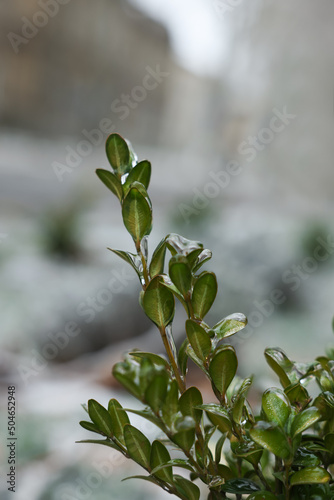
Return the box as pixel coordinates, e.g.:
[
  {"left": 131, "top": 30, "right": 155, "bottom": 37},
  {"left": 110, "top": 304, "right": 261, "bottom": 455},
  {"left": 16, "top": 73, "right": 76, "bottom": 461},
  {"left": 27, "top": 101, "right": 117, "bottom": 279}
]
[{"left": 78, "top": 134, "right": 334, "bottom": 499}]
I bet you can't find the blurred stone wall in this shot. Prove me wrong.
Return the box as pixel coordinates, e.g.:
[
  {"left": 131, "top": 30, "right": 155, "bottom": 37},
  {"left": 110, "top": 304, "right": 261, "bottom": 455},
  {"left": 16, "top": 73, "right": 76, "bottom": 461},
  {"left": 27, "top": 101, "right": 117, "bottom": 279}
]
[{"left": 0, "top": 0, "right": 218, "bottom": 149}]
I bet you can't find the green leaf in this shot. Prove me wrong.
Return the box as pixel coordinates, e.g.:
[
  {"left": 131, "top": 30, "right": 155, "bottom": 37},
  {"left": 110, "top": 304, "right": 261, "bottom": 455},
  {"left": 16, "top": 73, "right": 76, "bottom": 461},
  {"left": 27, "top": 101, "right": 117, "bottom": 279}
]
[
  {"left": 88, "top": 399, "right": 114, "bottom": 437},
  {"left": 231, "top": 439, "right": 263, "bottom": 467},
  {"left": 209, "top": 346, "right": 238, "bottom": 396},
  {"left": 105, "top": 133, "right": 130, "bottom": 176},
  {"left": 108, "top": 249, "right": 141, "bottom": 279},
  {"left": 107, "top": 399, "right": 130, "bottom": 446},
  {"left": 76, "top": 439, "right": 122, "bottom": 451},
  {"left": 291, "top": 407, "right": 321, "bottom": 438},
  {"left": 122, "top": 408, "right": 165, "bottom": 432},
  {"left": 169, "top": 255, "right": 192, "bottom": 297},
  {"left": 262, "top": 388, "right": 291, "bottom": 427},
  {"left": 122, "top": 475, "right": 160, "bottom": 485},
  {"left": 79, "top": 421, "right": 103, "bottom": 435},
  {"left": 172, "top": 417, "right": 196, "bottom": 451},
  {"left": 129, "top": 351, "right": 168, "bottom": 368},
  {"left": 179, "top": 387, "right": 203, "bottom": 425},
  {"left": 290, "top": 466, "right": 331, "bottom": 486},
  {"left": 185, "top": 320, "right": 211, "bottom": 361},
  {"left": 293, "top": 447, "right": 321, "bottom": 467},
  {"left": 212, "top": 313, "right": 248, "bottom": 341},
  {"left": 124, "top": 160, "right": 151, "bottom": 192},
  {"left": 250, "top": 421, "right": 292, "bottom": 460},
  {"left": 166, "top": 233, "right": 203, "bottom": 256},
  {"left": 124, "top": 424, "right": 151, "bottom": 469},
  {"left": 264, "top": 348, "right": 294, "bottom": 388},
  {"left": 284, "top": 382, "right": 310, "bottom": 407},
  {"left": 145, "top": 371, "right": 169, "bottom": 413},
  {"left": 142, "top": 276, "right": 175, "bottom": 327},
  {"left": 191, "top": 272, "right": 217, "bottom": 319},
  {"left": 197, "top": 404, "right": 232, "bottom": 434},
  {"left": 324, "top": 432, "right": 334, "bottom": 454},
  {"left": 149, "top": 238, "right": 167, "bottom": 277},
  {"left": 173, "top": 475, "right": 200, "bottom": 500},
  {"left": 177, "top": 339, "right": 189, "bottom": 376},
  {"left": 122, "top": 183, "right": 152, "bottom": 245},
  {"left": 112, "top": 362, "right": 142, "bottom": 400},
  {"left": 96, "top": 168, "right": 123, "bottom": 201},
  {"left": 246, "top": 492, "right": 277, "bottom": 500},
  {"left": 162, "top": 380, "right": 179, "bottom": 428},
  {"left": 215, "top": 434, "right": 226, "bottom": 463},
  {"left": 150, "top": 440, "right": 173, "bottom": 483},
  {"left": 232, "top": 377, "right": 252, "bottom": 425},
  {"left": 221, "top": 478, "right": 261, "bottom": 494},
  {"left": 185, "top": 248, "right": 204, "bottom": 269},
  {"left": 192, "top": 249, "right": 212, "bottom": 273},
  {"left": 151, "top": 459, "right": 194, "bottom": 475}
]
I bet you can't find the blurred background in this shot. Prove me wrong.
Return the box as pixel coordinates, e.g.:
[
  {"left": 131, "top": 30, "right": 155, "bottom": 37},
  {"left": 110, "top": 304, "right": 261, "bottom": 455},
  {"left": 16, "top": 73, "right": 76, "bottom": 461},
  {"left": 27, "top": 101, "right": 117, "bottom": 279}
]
[{"left": 0, "top": 0, "right": 334, "bottom": 498}]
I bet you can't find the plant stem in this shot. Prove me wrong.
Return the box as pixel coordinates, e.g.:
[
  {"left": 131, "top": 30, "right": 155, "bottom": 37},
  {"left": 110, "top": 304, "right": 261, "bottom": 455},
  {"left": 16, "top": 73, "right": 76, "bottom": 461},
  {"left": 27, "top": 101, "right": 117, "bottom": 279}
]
[
  {"left": 284, "top": 464, "right": 291, "bottom": 500},
  {"left": 160, "top": 326, "right": 186, "bottom": 393},
  {"left": 255, "top": 465, "right": 272, "bottom": 492}
]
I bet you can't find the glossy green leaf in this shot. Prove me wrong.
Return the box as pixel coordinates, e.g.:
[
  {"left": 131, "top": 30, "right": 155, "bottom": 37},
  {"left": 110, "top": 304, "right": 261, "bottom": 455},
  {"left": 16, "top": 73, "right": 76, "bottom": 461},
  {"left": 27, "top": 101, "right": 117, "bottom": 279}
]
[
  {"left": 79, "top": 421, "right": 103, "bottom": 435},
  {"left": 166, "top": 233, "right": 203, "bottom": 256},
  {"left": 192, "top": 272, "right": 217, "bottom": 319},
  {"left": 215, "top": 434, "right": 227, "bottom": 463},
  {"left": 124, "top": 424, "right": 151, "bottom": 469},
  {"left": 291, "top": 406, "right": 321, "bottom": 438},
  {"left": 232, "top": 377, "right": 252, "bottom": 425},
  {"left": 122, "top": 408, "right": 165, "bottom": 432},
  {"left": 324, "top": 432, "right": 334, "bottom": 454},
  {"left": 106, "top": 133, "right": 130, "bottom": 176},
  {"left": 162, "top": 380, "right": 179, "bottom": 428},
  {"left": 122, "top": 183, "right": 152, "bottom": 245},
  {"left": 150, "top": 440, "right": 173, "bottom": 483},
  {"left": 246, "top": 492, "right": 277, "bottom": 500},
  {"left": 174, "top": 475, "right": 200, "bottom": 500},
  {"left": 122, "top": 475, "right": 159, "bottom": 485},
  {"left": 129, "top": 351, "right": 168, "bottom": 368},
  {"left": 107, "top": 399, "right": 129, "bottom": 445},
  {"left": 293, "top": 447, "right": 321, "bottom": 467},
  {"left": 159, "top": 274, "right": 188, "bottom": 312},
  {"left": 177, "top": 339, "right": 189, "bottom": 376},
  {"left": 221, "top": 478, "right": 261, "bottom": 494},
  {"left": 250, "top": 421, "right": 292, "bottom": 460},
  {"left": 112, "top": 362, "right": 142, "bottom": 400},
  {"left": 262, "top": 388, "right": 291, "bottom": 427},
  {"left": 108, "top": 249, "right": 141, "bottom": 279},
  {"left": 290, "top": 466, "right": 331, "bottom": 486},
  {"left": 149, "top": 238, "right": 167, "bottom": 277},
  {"left": 209, "top": 346, "right": 238, "bottom": 396},
  {"left": 185, "top": 320, "right": 211, "bottom": 361},
  {"left": 124, "top": 160, "right": 151, "bottom": 192},
  {"left": 264, "top": 348, "right": 294, "bottom": 388},
  {"left": 172, "top": 417, "right": 196, "bottom": 452},
  {"left": 185, "top": 248, "right": 204, "bottom": 269},
  {"left": 88, "top": 399, "right": 113, "bottom": 437},
  {"left": 145, "top": 371, "right": 169, "bottom": 414},
  {"left": 76, "top": 439, "right": 122, "bottom": 451},
  {"left": 284, "top": 382, "right": 310, "bottom": 407},
  {"left": 217, "top": 464, "right": 235, "bottom": 481},
  {"left": 151, "top": 459, "right": 194, "bottom": 475},
  {"left": 169, "top": 255, "right": 192, "bottom": 297},
  {"left": 213, "top": 313, "right": 248, "bottom": 341},
  {"left": 96, "top": 168, "right": 123, "bottom": 200},
  {"left": 142, "top": 276, "right": 175, "bottom": 327},
  {"left": 231, "top": 438, "right": 263, "bottom": 467},
  {"left": 179, "top": 387, "right": 203, "bottom": 424},
  {"left": 192, "top": 249, "right": 212, "bottom": 273},
  {"left": 197, "top": 404, "right": 232, "bottom": 434}
]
